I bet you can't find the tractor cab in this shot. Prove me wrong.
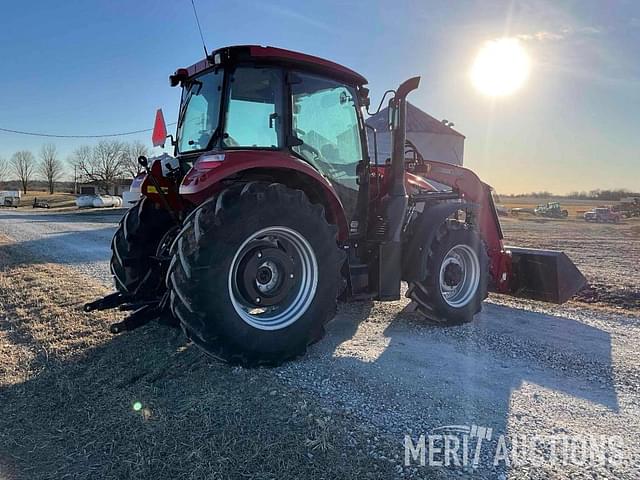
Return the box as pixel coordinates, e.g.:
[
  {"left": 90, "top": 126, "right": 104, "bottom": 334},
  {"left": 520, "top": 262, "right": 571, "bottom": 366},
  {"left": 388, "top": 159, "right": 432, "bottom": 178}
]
[{"left": 160, "top": 45, "right": 374, "bottom": 226}]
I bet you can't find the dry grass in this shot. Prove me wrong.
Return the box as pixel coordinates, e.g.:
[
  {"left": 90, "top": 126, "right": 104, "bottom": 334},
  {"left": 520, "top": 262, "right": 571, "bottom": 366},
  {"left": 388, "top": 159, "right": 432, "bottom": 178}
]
[
  {"left": 0, "top": 235, "right": 404, "bottom": 480},
  {"left": 11, "top": 191, "right": 78, "bottom": 210}
]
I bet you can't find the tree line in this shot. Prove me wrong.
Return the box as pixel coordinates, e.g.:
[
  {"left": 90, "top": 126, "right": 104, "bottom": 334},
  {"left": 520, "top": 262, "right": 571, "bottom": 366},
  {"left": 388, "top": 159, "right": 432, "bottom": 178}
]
[
  {"left": 0, "top": 140, "right": 149, "bottom": 194},
  {"left": 504, "top": 189, "right": 640, "bottom": 201}
]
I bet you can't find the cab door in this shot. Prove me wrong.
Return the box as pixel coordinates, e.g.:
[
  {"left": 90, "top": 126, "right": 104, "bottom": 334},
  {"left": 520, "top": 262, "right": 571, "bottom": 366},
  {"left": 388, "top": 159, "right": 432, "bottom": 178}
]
[{"left": 290, "top": 73, "right": 366, "bottom": 224}]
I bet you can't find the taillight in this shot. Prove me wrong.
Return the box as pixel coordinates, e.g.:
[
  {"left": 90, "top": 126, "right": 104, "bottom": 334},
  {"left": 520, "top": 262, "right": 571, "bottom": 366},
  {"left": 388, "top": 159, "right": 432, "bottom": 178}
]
[{"left": 196, "top": 154, "right": 225, "bottom": 170}]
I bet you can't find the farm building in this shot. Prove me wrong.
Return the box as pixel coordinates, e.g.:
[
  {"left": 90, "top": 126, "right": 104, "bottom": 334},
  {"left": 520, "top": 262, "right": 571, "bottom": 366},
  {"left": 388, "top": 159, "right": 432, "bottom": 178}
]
[
  {"left": 366, "top": 102, "right": 465, "bottom": 166},
  {"left": 78, "top": 179, "right": 132, "bottom": 196}
]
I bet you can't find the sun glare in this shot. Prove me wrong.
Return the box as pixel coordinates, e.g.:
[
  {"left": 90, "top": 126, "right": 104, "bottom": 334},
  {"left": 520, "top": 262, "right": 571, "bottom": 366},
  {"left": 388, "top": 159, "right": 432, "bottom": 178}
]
[{"left": 471, "top": 38, "right": 531, "bottom": 97}]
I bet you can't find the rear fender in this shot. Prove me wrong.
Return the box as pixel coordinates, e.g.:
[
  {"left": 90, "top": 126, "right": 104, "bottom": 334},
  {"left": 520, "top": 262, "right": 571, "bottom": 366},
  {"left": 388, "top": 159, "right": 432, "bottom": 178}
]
[
  {"left": 179, "top": 150, "right": 349, "bottom": 240},
  {"left": 402, "top": 202, "right": 479, "bottom": 282}
]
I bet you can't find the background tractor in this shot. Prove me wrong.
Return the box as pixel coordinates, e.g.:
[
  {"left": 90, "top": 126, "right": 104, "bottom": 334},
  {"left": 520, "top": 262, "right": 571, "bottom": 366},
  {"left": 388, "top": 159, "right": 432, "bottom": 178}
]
[
  {"left": 85, "top": 45, "right": 586, "bottom": 366},
  {"left": 534, "top": 202, "right": 569, "bottom": 218}
]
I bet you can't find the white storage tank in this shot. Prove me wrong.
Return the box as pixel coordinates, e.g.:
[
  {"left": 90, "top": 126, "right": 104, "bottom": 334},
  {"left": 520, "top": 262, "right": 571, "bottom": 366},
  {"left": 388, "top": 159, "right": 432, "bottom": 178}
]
[
  {"left": 92, "top": 195, "right": 121, "bottom": 208},
  {"left": 75, "top": 195, "right": 94, "bottom": 208}
]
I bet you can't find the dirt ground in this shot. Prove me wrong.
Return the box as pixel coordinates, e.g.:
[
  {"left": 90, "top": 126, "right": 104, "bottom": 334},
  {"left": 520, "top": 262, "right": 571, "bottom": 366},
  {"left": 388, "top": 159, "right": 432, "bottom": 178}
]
[
  {"left": 0, "top": 209, "right": 639, "bottom": 479},
  {"left": 500, "top": 216, "right": 640, "bottom": 310}
]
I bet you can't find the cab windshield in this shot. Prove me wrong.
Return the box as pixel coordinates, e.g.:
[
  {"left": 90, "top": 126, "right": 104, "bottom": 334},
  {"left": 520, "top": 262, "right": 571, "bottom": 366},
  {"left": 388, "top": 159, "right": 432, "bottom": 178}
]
[
  {"left": 177, "top": 66, "right": 285, "bottom": 153},
  {"left": 177, "top": 69, "right": 223, "bottom": 153}
]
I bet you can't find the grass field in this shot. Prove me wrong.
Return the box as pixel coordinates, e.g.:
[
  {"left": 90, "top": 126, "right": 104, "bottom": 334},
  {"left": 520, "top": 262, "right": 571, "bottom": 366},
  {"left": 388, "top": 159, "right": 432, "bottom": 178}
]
[{"left": 2, "top": 191, "right": 77, "bottom": 210}]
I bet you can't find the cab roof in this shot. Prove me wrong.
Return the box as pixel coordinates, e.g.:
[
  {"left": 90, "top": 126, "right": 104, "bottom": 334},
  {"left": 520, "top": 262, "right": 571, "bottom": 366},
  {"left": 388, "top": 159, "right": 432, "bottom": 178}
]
[{"left": 178, "top": 45, "right": 368, "bottom": 86}]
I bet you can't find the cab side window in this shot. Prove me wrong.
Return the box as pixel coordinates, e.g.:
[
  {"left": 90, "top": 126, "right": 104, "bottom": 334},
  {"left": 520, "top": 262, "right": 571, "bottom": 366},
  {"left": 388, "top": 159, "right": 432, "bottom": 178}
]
[
  {"left": 291, "top": 73, "right": 363, "bottom": 185},
  {"left": 224, "top": 67, "right": 284, "bottom": 148}
]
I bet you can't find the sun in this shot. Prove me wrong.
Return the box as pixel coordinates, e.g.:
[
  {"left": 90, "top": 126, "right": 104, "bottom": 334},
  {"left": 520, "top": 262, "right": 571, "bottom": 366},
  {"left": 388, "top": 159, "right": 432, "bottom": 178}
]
[{"left": 471, "top": 38, "right": 531, "bottom": 96}]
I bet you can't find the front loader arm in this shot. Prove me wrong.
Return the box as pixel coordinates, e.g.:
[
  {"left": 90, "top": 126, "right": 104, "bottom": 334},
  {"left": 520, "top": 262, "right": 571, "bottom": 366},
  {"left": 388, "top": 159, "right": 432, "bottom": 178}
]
[
  {"left": 411, "top": 160, "right": 509, "bottom": 293},
  {"left": 410, "top": 160, "right": 586, "bottom": 303}
]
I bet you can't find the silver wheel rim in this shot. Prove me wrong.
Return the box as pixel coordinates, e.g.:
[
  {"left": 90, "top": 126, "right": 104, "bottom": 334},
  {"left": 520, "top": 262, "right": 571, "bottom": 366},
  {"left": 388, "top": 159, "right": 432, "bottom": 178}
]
[
  {"left": 439, "top": 244, "right": 480, "bottom": 308},
  {"left": 228, "top": 226, "right": 318, "bottom": 331}
]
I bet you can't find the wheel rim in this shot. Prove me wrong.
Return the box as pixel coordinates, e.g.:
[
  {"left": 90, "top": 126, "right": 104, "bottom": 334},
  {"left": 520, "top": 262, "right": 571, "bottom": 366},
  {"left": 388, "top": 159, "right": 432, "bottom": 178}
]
[
  {"left": 438, "top": 244, "right": 480, "bottom": 308},
  {"left": 228, "top": 226, "right": 318, "bottom": 331}
]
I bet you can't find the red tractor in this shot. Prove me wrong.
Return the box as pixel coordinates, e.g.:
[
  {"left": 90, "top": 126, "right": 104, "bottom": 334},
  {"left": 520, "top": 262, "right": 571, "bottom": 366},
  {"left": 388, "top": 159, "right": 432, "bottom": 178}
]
[
  {"left": 85, "top": 45, "right": 586, "bottom": 366},
  {"left": 584, "top": 207, "right": 621, "bottom": 223}
]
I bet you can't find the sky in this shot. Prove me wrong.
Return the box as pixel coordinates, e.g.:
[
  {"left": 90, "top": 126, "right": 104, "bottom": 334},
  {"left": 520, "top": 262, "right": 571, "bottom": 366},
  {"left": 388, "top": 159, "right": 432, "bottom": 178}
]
[{"left": 0, "top": 0, "right": 638, "bottom": 194}]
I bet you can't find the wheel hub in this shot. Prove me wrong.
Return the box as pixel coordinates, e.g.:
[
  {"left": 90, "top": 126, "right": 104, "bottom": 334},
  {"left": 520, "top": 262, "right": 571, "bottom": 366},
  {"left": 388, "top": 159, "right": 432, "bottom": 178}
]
[
  {"left": 237, "top": 245, "right": 295, "bottom": 307},
  {"left": 256, "top": 262, "right": 275, "bottom": 288},
  {"left": 438, "top": 244, "right": 481, "bottom": 308},
  {"left": 443, "top": 260, "right": 463, "bottom": 287},
  {"left": 228, "top": 227, "right": 318, "bottom": 330}
]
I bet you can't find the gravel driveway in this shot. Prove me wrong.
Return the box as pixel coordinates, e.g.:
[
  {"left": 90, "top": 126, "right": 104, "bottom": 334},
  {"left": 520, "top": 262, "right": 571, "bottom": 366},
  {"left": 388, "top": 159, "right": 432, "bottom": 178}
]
[
  {"left": 0, "top": 209, "right": 121, "bottom": 284},
  {"left": 1, "top": 208, "right": 638, "bottom": 479}
]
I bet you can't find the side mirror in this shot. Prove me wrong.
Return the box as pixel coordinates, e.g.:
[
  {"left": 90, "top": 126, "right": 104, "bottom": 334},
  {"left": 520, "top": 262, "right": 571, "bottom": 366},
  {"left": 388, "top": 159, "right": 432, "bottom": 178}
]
[
  {"left": 152, "top": 109, "right": 168, "bottom": 147},
  {"left": 138, "top": 155, "right": 149, "bottom": 169},
  {"left": 358, "top": 86, "right": 371, "bottom": 109}
]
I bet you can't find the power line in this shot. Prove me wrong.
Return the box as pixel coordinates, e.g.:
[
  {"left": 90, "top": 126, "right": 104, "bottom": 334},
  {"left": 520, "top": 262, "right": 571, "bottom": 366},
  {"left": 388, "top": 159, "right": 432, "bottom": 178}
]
[{"left": 0, "top": 122, "right": 177, "bottom": 139}]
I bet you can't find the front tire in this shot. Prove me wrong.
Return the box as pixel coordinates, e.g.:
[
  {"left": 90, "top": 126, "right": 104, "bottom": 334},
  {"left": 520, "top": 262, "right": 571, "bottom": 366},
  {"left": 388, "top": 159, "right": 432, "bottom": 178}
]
[
  {"left": 167, "top": 182, "right": 344, "bottom": 366},
  {"left": 407, "top": 220, "right": 489, "bottom": 325}
]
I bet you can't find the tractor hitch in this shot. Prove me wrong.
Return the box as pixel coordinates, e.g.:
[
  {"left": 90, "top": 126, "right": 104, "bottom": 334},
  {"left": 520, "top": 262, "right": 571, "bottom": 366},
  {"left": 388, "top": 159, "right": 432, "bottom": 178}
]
[
  {"left": 83, "top": 292, "right": 132, "bottom": 312},
  {"left": 109, "top": 304, "right": 160, "bottom": 334},
  {"left": 118, "top": 300, "right": 161, "bottom": 311}
]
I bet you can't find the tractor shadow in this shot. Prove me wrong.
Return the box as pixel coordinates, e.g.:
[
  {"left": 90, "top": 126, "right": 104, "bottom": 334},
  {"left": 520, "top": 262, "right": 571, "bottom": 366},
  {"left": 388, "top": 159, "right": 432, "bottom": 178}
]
[{"left": 305, "top": 297, "right": 619, "bottom": 473}]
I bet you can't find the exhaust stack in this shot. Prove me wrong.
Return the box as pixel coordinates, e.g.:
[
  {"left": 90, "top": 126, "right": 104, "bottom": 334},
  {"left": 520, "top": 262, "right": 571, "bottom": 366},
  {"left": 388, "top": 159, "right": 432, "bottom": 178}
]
[{"left": 377, "top": 76, "right": 421, "bottom": 300}]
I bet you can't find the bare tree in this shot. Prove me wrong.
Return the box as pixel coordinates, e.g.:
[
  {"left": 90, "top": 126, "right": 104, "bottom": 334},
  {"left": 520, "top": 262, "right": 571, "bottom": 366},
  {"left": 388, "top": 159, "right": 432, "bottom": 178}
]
[
  {"left": 38, "top": 143, "right": 63, "bottom": 194},
  {"left": 0, "top": 156, "right": 8, "bottom": 185},
  {"left": 75, "top": 140, "right": 127, "bottom": 194},
  {"left": 122, "top": 141, "right": 149, "bottom": 178},
  {"left": 10, "top": 151, "right": 36, "bottom": 194},
  {"left": 68, "top": 145, "right": 93, "bottom": 194},
  {"left": 69, "top": 145, "right": 91, "bottom": 177}
]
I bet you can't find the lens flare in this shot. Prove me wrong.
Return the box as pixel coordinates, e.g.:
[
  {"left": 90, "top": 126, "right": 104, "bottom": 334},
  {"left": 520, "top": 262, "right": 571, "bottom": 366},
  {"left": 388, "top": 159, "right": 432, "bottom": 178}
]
[{"left": 471, "top": 38, "right": 531, "bottom": 96}]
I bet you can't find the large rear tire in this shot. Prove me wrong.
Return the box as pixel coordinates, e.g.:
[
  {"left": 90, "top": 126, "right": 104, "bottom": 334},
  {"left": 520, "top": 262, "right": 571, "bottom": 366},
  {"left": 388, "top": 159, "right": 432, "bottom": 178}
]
[
  {"left": 407, "top": 220, "right": 489, "bottom": 325},
  {"left": 110, "top": 197, "right": 174, "bottom": 298},
  {"left": 167, "top": 182, "right": 344, "bottom": 367}
]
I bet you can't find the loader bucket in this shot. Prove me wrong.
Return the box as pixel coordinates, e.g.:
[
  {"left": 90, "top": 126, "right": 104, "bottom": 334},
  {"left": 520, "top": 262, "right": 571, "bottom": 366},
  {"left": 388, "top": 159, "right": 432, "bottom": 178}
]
[{"left": 506, "top": 246, "right": 587, "bottom": 304}]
